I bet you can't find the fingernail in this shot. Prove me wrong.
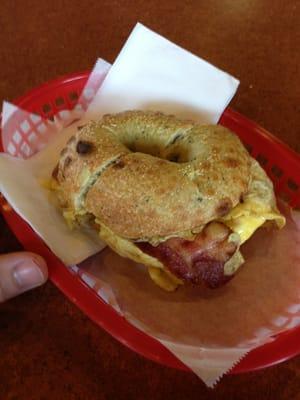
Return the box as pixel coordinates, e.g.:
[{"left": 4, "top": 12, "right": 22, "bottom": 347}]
[{"left": 13, "top": 260, "right": 45, "bottom": 290}]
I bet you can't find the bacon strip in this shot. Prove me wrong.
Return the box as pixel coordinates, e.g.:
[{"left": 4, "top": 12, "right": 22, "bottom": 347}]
[{"left": 137, "top": 222, "right": 238, "bottom": 288}]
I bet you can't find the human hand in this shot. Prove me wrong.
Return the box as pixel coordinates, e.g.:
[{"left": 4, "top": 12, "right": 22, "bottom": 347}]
[{"left": 0, "top": 252, "right": 48, "bottom": 302}]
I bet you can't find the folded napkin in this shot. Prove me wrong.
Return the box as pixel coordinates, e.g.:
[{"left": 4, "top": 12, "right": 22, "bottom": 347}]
[{"left": 85, "top": 22, "right": 239, "bottom": 122}]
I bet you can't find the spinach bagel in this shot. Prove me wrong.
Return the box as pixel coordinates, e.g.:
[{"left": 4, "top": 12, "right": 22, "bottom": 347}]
[{"left": 53, "top": 111, "right": 285, "bottom": 291}]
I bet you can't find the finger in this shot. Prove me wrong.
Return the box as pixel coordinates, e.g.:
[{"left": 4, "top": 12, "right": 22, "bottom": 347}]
[{"left": 0, "top": 252, "right": 48, "bottom": 302}]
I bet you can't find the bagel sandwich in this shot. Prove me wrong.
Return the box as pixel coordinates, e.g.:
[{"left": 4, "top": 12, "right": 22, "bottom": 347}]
[{"left": 52, "top": 111, "right": 285, "bottom": 291}]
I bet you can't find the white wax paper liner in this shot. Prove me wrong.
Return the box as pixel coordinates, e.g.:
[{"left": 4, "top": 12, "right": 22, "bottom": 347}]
[
  {"left": 76, "top": 217, "right": 300, "bottom": 388},
  {"left": 1, "top": 57, "right": 300, "bottom": 387}
]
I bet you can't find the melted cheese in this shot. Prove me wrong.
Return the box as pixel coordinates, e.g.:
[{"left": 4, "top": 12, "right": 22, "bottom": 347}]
[
  {"left": 148, "top": 267, "right": 183, "bottom": 291},
  {"left": 95, "top": 219, "right": 164, "bottom": 269},
  {"left": 221, "top": 199, "right": 285, "bottom": 244},
  {"left": 220, "top": 159, "right": 285, "bottom": 244},
  {"left": 94, "top": 220, "right": 183, "bottom": 290}
]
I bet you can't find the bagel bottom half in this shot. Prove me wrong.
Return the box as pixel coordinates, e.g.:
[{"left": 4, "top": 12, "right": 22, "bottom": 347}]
[{"left": 53, "top": 111, "right": 285, "bottom": 291}]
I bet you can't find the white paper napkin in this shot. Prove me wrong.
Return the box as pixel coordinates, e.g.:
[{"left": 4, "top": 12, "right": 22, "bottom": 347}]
[
  {"left": 85, "top": 22, "right": 239, "bottom": 122},
  {"left": 0, "top": 124, "right": 104, "bottom": 265}
]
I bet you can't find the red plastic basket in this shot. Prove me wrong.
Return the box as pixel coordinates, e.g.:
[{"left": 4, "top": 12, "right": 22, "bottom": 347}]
[{"left": 1, "top": 71, "right": 300, "bottom": 374}]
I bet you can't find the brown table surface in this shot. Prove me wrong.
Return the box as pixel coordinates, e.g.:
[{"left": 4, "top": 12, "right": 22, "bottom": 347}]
[{"left": 0, "top": 1, "right": 299, "bottom": 399}]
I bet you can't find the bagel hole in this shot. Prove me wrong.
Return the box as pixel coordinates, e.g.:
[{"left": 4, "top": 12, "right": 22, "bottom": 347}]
[
  {"left": 123, "top": 139, "right": 187, "bottom": 163},
  {"left": 125, "top": 141, "right": 161, "bottom": 157}
]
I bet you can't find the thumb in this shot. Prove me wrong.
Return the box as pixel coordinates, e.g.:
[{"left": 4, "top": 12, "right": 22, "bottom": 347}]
[{"left": 0, "top": 252, "right": 48, "bottom": 302}]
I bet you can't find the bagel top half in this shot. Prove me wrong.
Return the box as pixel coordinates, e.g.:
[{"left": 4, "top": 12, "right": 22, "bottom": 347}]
[
  {"left": 56, "top": 111, "right": 252, "bottom": 239},
  {"left": 53, "top": 110, "right": 285, "bottom": 290}
]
